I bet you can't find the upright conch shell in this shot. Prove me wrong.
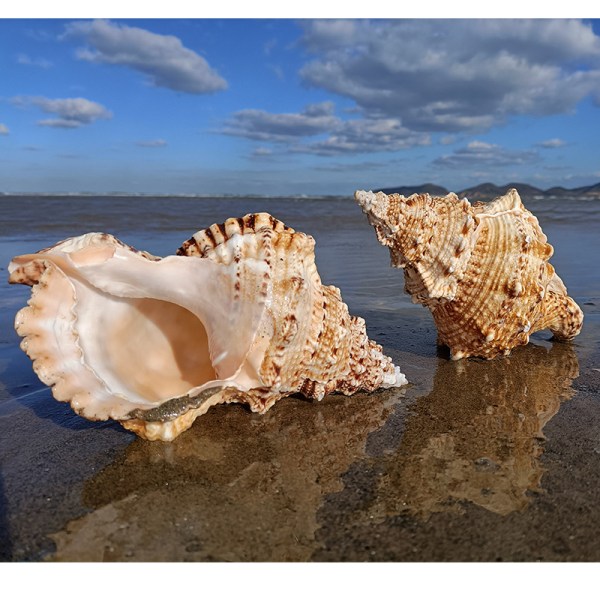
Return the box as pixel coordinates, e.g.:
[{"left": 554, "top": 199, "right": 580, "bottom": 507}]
[
  {"left": 355, "top": 188, "right": 583, "bottom": 359},
  {"left": 9, "top": 213, "right": 406, "bottom": 441}
]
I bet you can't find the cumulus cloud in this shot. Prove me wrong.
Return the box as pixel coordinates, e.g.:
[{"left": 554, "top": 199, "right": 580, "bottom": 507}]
[
  {"left": 64, "top": 19, "right": 227, "bottom": 94},
  {"left": 297, "top": 117, "right": 430, "bottom": 156},
  {"left": 433, "top": 140, "right": 538, "bottom": 168},
  {"left": 224, "top": 101, "right": 431, "bottom": 156},
  {"left": 537, "top": 138, "right": 567, "bottom": 148},
  {"left": 299, "top": 19, "right": 600, "bottom": 134},
  {"left": 223, "top": 102, "right": 339, "bottom": 142},
  {"left": 301, "top": 19, "right": 361, "bottom": 52},
  {"left": 11, "top": 96, "right": 112, "bottom": 128},
  {"left": 0, "top": 124, "right": 8, "bottom": 135},
  {"left": 136, "top": 139, "right": 167, "bottom": 147}
]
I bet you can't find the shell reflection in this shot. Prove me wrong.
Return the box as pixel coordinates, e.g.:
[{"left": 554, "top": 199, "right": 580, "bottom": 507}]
[
  {"left": 373, "top": 340, "right": 579, "bottom": 519},
  {"left": 46, "top": 389, "right": 401, "bottom": 561}
]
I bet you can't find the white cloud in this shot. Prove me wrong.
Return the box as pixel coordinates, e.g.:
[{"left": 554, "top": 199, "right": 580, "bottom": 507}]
[
  {"left": 223, "top": 102, "right": 339, "bottom": 142},
  {"left": 224, "top": 101, "right": 430, "bottom": 156},
  {"left": 301, "top": 19, "right": 360, "bottom": 52},
  {"left": 64, "top": 19, "right": 227, "bottom": 94},
  {"left": 251, "top": 147, "right": 274, "bottom": 157},
  {"left": 299, "top": 19, "right": 600, "bottom": 134},
  {"left": 269, "top": 64, "right": 285, "bottom": 81},
  {"left": 0, "top": 124, "right": 8, "bottom": 135},
  {"left": 297, "top": 117, "right": 430, "bottom": 156},
  {"left": 17, "top": 53, "right": 53, "bottom": 68},
  {"left": 433, "top": 140, "right": 538, "bottom": 168},
  {"left": 537, "top": 138, "right": 567, "bottom": 148},
  {"left": 12, "top": 96, "right": 112, "bottom": 128},
  {"left": 466, "top": 141, "right": 495, "bottom": 151},
  {"left": 136, "top": 139, "right": 167, "bottom": 148}
]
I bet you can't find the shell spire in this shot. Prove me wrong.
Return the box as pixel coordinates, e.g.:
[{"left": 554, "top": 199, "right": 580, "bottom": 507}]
[
  {"left": 9, "top": 213, "right": 406, "bottom": 441},
  {"left": 355, "top": 188, "right": 583, "bottom": 360}
]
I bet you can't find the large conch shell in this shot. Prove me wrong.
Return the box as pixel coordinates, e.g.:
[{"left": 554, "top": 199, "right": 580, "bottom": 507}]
[
  {"left": 9, "top": 213, "right": 406, "bottom": 441},
  {"left": 355, "top": 188, "right": 583, "bottom": 359}
]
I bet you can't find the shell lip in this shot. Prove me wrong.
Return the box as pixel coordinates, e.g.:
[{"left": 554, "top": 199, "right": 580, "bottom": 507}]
[
  {"left": 126, "top": 384, "right": 236, "bottom": 422},
  {"left": 123, "top": 345, "right": 271, "bottom": 423},
  {"left": 9, "top": 233, "right": 271, "bottom": 424}
]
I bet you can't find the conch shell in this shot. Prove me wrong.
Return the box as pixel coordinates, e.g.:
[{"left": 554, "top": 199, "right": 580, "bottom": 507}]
[
  {"left": 355, "top": 188, "right": 583, "bottom": 359},
  {"left": 9, "top": 213, "right": 406, "bottom": 441}
]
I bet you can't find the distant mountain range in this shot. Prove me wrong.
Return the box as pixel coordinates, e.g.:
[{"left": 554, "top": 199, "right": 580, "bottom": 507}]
[{"left": 379, "top": 182, "right": 600, "bottom": 201}]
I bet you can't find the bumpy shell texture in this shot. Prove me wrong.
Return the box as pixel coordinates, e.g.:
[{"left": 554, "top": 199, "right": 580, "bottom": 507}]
[
  {"left": 355, "top": 188, "right": 583, "bottom": 360},
  {"left": 9, "top": 213, "right": 406, "bottom": 441}
]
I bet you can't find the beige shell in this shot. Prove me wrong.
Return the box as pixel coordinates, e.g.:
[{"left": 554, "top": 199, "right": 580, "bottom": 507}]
[
  {"left": 355, "top": 188, "right": 583, "bottom": 359},
  {"left": 8, "top": 213, "right": 406, "bottom": 441}
]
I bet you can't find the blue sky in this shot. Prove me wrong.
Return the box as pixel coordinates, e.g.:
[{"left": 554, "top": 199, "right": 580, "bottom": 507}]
[{"left": 1, "top": 17, "right": 600, "bottom": 195}]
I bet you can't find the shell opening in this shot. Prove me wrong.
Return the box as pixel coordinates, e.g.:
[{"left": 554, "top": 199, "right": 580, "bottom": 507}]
[{"left": 79, "top": 295, "right": 217, "bottom": 404}]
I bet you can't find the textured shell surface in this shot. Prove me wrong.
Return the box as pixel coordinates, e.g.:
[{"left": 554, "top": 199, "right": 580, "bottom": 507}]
[
  {"left": 9, "top": 213, "right": 406, "bottom": 441},
  {"left": 355, "top": 188, "right": 583, "bottom": 360}
]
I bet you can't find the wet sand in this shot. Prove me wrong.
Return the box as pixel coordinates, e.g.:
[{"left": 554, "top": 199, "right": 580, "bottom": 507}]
[{"left": 1, "top": 194, "right": 599, "bottom": 561}]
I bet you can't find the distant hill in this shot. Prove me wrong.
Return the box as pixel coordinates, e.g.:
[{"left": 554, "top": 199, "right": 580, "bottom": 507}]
[
  {"left": 571, "top": 182, "right": 600, "bottom": 197},
  {"left": 374, "top": 181, "right": 600, "bottom": 201},
  {"left": 456, "top": 182, "right": 506, "bottom": 200},
  {"left": 458, "top": 182, "right": 545, "bottom": 201},
  {"left": 544, "top": 186, "right": 570, "bottom": 196}
]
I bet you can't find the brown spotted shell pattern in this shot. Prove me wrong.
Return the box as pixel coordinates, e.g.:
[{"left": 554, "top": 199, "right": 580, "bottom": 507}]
[
  {"left": 9, "top": 213, "right": 405, "bottom": 441},
  {"left": 355, "top": 188, "right": 583, "bottom": 359}
]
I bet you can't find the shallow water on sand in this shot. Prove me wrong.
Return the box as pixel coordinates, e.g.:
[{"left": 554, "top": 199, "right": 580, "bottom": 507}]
[{"left": 0, "top": 194, "right": 599, "bottom": 561}]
